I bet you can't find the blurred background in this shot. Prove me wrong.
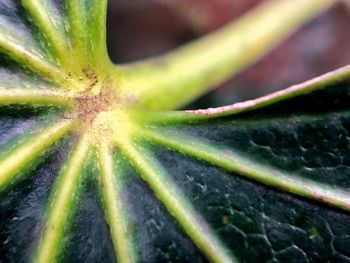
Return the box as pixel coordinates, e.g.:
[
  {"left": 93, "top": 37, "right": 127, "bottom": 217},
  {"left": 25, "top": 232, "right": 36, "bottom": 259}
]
[{"left": 106, "top": 0, "right": 350, "bottom": 109}]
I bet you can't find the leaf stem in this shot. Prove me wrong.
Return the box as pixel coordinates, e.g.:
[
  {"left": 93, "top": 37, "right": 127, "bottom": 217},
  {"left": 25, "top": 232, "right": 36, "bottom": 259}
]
[{"left": 119, "top": 0, "right": 334, "bottom": 110}]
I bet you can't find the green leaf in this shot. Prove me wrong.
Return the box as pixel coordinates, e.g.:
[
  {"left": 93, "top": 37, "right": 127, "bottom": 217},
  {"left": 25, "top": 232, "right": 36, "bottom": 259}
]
[
  {"left": 137, "top": 66, "right": 350, "bottom": 211},
  {"left": 0, "top": 0, "right": 348, "bottom": 262},
  {"left": 133, "top": 68, "right": 350, "bottom": 261}
]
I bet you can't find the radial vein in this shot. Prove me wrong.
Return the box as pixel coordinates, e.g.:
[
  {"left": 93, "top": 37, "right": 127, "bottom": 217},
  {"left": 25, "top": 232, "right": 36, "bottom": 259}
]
[
  {"left": 21, "top": 0, "right": 70, "bottom": 64},
  {"left": 0, "top": 34, "right": 69, "bottom": 85},
  {"left": 66, "top": 0, "right": 88, "bottom": 57},
  {"left": 0, "top": 88, "right": 75, "bottom": 107},
  {"left": 142, "top": 129, "right": 350, "bottom": 212},
  {"left": 118, "top": 139, "right": 236, "bottom": 263},
  {"left": 98, "top": 143, "right": 138, "bottom": 263},
  {"left": 0, "top": 119, "right": 76, "bottom": 190},
  {"left": 34, "top": 133, "right": 90, "bottom": 263},
  {"left": 86, "top": 0, "right": 108, "bottom": 56}
]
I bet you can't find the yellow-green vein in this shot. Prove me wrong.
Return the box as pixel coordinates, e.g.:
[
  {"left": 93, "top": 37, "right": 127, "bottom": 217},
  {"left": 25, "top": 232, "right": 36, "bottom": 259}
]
[
  {"left": 65, "top": 0, "right": 89, "bottom": 59},
  {"left": 34, "top": 133, "right": 90, "bottom": 263},
  {"left": 0, "top": 34, "right": 69, "bottom": 86},
  {"left": 117, "top": 139, "right": 236, "bottom": 263},
  {"left": 21, "top": 0, "right": 71, "bottom": 65},
  {"left": 0, "top": 88, "right": 75, "bottom": 107},
  {"left": 0, "top": 119, "right": 77, "bottom": 191},
  {"left": 86, "top": 0, "right": 108, "bottom": 61},
  {"left": 142, "top": 129, "right": 350, "bottom": 212},
  {"left": 97, "top": 142, "right": 138, "bottom": 263}
]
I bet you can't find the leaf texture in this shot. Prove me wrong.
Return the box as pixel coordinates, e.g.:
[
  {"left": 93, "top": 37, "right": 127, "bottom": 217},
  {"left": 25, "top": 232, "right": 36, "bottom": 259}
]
[{"left": 0, "top": 0, "right": 348, "bottom": 263}]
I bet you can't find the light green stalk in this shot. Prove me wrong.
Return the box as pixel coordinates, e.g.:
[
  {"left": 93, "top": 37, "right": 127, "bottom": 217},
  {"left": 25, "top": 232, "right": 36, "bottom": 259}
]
[{"left": 118, "top": 0, "right": 335, "bottom": 110}]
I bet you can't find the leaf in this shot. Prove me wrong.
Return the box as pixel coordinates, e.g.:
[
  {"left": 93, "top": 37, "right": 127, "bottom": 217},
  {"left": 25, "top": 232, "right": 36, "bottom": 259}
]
[
  {"left": 0, "top": 0, "right": 348, "bottom": 263},
  {"left": 134, "top": 67, "right": 350, "bottom": 261}
]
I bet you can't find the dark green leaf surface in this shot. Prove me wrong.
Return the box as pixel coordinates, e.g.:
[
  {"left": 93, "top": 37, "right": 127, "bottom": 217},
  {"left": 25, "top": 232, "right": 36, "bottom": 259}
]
[
  {"left": 5, "top": 76, "right": 346, "bottom": 262},
  {"left": 149, "top": 145, "right": 350, "bottom": 262},
  {"left": 0, "top": 0, "right": 348, "bottom": 262},
  {"left": 136, "top": 77, "right": 350, "bottom": 262},
  {"left": 146, "top": 80, "right": 350, "bottom": 189}
]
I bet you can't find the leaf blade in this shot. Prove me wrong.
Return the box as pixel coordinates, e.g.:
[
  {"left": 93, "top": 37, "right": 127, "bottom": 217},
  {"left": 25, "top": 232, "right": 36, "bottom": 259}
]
[
  {"left": 97, "top": 143, "right": 138, "bottom": 263},
  {"left": 34, "top": 133, "right": 90, "bottom": 263},
  {"left": 119, "top": 139, "right": 236, "bottom": 263},
  {"left": 21, "top": 0, "right": 71, "bottom": 65},
  {"left": 141, "top": 128, "right": 350, "bottom": 212},
  {"left": 0, "top": 119, "right": 76, "bottom": 191}
]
